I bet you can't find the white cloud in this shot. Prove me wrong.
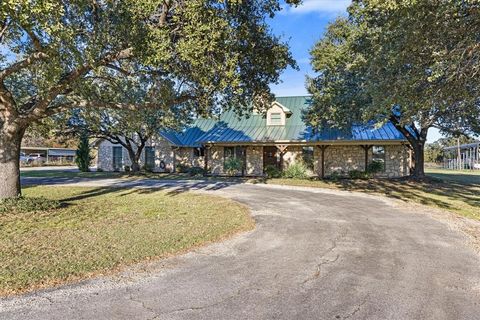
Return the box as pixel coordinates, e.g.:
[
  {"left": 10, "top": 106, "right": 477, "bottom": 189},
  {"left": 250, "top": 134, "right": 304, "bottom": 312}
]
[{"left": 284, "top": 0, "right": 351, "bottom": 14}]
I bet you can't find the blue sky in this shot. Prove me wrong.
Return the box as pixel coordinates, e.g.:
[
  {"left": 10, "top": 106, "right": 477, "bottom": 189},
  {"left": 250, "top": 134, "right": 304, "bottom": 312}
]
[{"left": 268, "top": 0, "right": 443, "bottom": 143}]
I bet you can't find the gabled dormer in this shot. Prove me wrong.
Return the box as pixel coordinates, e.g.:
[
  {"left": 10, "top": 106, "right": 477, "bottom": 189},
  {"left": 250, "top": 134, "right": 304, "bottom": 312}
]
[{"left": 266, "top": 101, "right": 292, "bottom": 126}]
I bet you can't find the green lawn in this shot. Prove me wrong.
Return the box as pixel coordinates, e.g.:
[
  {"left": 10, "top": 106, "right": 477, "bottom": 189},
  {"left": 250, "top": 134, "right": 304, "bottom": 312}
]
[
  {"left": 424, "top": 168, "right": 480, "bottom": 185},
  {"left": 256, "top": 169, "right": 480, "bottom": 221},
  {"left": 20, "top": 167, "right": 480, "bottom": 220},
  {"left": 20, "top": 169, "right": 243, "bottom": 181},
  {"left": 21, "top": 170, "right": 130, "bottom": 179},
  {"left": 0, "top": 186, "right": 253, "bottom": 296}
]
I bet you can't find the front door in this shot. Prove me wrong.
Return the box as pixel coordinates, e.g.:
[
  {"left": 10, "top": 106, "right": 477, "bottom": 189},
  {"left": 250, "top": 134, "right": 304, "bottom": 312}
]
[
  {"left": 145, "top": 146, "right": 155, "bottom": 170},
  {"left": 235, "top": 146, "right": 246, "bottom": 176},
  {"left": 112, "top": 146, "right": 123, "bottom": 171},
  {"left": 263, "top": 146, "right": 279, "bottom": 171}
]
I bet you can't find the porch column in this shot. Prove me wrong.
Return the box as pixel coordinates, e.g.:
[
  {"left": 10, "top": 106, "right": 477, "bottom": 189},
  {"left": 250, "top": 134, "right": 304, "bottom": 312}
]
[
  {"left": 276, "top": 145, "right": 288, "bottom": 171},
  {"left": 204, "top": 145, "right": 210, "bottom": 175},
  {"left": 360, "top": 145, "right": 373, "bottom": 171},
  {"left": 317, "top": 145, "right": 329, "bottom": 179},
  {"left": 172, "top": 147, "right": 178, "bottom": 173}
]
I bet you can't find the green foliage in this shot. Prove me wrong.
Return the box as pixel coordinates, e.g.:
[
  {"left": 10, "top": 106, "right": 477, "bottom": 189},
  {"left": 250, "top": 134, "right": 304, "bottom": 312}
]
[
  {"left": 1, "top": 0, "right": 299, "bottom": 125},
  {"left": 367, "top": 160, "right": 384, "bottom": 175},
  {"left": 264, "top": 165, "right": 282, "bottom": 178},
  {"left": 176, "top": 164, "right": 191, "bottom": 173},
  {"left": 224, "top": 158, "right": 242, "bottom": 176},
  {"left": 308, "top": 1, "right": 480, "bottom": 177},
  {"left": 282, "top": 162, "right": 308, "bottom": 179},
  {"left": 1, "top": 0, "right": 300, "bottom": 196},
  {"left": 142, "top": 164, "right": 154, "bottom": 173},
  {"left": 309, "top": 0, "right": 480, "bottom": 134},
  {"left": 188, "top": 166, "right": 206, "bottom": 177},
  {"left": 425, "top": 143, "right": 444, "bottom": 164},
  {"left": 0, "top": 197, "right": 60, "bottom": 215},
  {"left": 348, "top": 170, "right": 370, "bottom": 180},
  {"left": 75, "top": 134, "right": 92, "bottom": 172},
  {"left": 329, "top": 171, "right": 342, "bottom": 181},
  {"left": 124, "top": 166, "right": 131, "bottom": 172},
  {"left": 1, "top": 186, "right": 253, "bottom": 294}
]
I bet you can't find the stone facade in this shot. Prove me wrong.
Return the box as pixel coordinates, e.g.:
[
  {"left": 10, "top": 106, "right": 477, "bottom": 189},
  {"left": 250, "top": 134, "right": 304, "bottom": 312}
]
[
  {"left": 384, "top": 145, "right": 410, "bottom": 177},
  {"left": 97, "top": 136, "right": 175, "bottom": 172},
  {"left": 312, "top": 144, "right": 409, "bottom": 178},
  {"left": 175, "top": 147, "right": 204, "bottom": 171},
  {"left": 323, "top": 145, "right": 370, "bottom": 175},
  {"left": 97, "top": 137, "right": 410, "bottom": 178},
  {"left": 246, "top": 146, "right": 263, "bottom": 176},
  {"left": 154, "top": 137, "right": 175, "bottom": 172},
  {"left": 208, "top": 146, "right": 224, "bottom": 175},
  {"left": 283, "top": 146, "right": 303, "bottom": 167},
  {"left": 97, "top": 141, "right": 115, "bottom": 172}
]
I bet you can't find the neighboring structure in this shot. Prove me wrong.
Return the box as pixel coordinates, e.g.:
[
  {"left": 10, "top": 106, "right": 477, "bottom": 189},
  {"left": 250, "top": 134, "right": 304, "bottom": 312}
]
[
  {"left": 443, "top": 141, "right": 480, "bottom": 170},
  {"left": 21, "top": 146, "right": 76, "bottom": 164},
  {"left": 97, "top": 96, "right": 411, "bottom": 177}
]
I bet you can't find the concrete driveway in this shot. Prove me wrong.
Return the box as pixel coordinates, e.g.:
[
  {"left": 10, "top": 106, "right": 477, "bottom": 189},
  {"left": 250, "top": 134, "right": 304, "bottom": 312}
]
[{"left": 2, "top": 179, "right": 480, "bottom": 319}]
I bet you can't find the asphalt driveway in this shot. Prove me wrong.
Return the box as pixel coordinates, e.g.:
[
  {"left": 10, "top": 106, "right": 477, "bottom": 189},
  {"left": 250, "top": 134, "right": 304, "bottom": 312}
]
[{"left": 2, "top": 179, "right": 480, "bottom": 319}]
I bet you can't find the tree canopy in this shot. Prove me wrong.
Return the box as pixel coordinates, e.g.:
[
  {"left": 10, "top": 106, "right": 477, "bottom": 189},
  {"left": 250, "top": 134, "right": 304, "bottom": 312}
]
[
  {"left": 307, "top": 0, "right": 480, "bottom": 178},
  {"left": 0, "top": 0, "right": 300, "bottom": 198}
]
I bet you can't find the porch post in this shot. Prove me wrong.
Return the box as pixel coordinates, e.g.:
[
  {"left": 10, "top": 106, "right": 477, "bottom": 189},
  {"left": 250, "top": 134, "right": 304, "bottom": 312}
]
[
  {"left": 360, "top": 145, "right": 373, "bottom": 171},
  {"left": 276, "top": 145, "right": 288, "bottom": 171},
  {"left": 318, "top": 145, "right": 329, "bottom": 179},
  {"left": 204, "top": 145, "right": 209, "bottom": 175},
  {"left": 172, "top": 147, "right": 177, "bottom": 173}
]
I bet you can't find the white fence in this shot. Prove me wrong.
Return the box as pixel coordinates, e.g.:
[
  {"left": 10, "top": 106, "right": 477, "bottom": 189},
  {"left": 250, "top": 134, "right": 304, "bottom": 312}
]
[{"left": 443, "top": 144, "right": 480, "bottom": 170}]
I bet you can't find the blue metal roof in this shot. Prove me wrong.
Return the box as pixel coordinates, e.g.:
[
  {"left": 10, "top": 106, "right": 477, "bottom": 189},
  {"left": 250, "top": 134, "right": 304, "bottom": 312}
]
[{"left": 160, "top": 96, "right": 406, "bottom": 146}]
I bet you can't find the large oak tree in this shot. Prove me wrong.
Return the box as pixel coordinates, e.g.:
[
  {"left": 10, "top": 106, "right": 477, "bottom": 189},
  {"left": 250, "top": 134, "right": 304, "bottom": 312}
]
[
  {"left": 0, "top": 0, "right": 299, "bottom": 198},
  {"left": 307, "top": 0, "right": 480, "bottom": 179}
]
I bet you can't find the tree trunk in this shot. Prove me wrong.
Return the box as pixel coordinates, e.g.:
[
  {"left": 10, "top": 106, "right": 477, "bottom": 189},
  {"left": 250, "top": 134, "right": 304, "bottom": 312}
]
[
  {"left": 0, "top": 125, "right": 25, "bottom": 199},
  {"left": 389, "top": 116, "right": 428, "bottom": 180},
  {"left": 126, "top": 149, "right": 141, "bottom": 172},
  {"left": 410, "top": 141, "right": 425, "bottom": 179},
  {"left": 131, "top": 160, "right": 141, "bottom": 172}
]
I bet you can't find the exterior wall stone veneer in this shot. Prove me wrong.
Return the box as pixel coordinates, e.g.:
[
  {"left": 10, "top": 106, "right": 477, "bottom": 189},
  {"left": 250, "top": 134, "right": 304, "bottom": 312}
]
[
  {"left": 208, "top": 146, "right": 224, "bottom": 175},
  {"left": 383, "top": 145, "right": 410, "bottom": 178},
  {"left": 323, "top": 145, "right": 369, "bottom": 175},
  {"left": 246, "top": 146, "right": 263, "bottom": 176},
  {"left": 97, "top": 142, "right": 115, "bottom": 171},
  {"left": 97, "top": 136, "right": 176, "bottom": 172},
  {"left": 98, "top": 138, "right": 410, "bottom": 178},
  {"left": 175, "top": 147, "right": 204, "bottom": 170},
  {"left": 312, "top": 144, "right": 409, "bottom": 178},
  {"left": 152, "top": 137, "right": 174, "bottom": 172},
  {"left": 283, "top": 146, "right": 302, "bottom": 167}
]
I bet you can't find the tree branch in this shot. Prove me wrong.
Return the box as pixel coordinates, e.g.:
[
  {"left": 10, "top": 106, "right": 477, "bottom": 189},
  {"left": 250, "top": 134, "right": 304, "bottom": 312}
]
[
  {"left": 0, "top": 81, "right": 18, "bottom": 118},
  {"left": 26, "top": 47, "right": 134, "bottom": 120},
  {"left": 389, "top": 114, "right": 419, "bottom": 148},
  {"left": 105, "top": 63, "right": 132, "bottom": 76},
  {"left": 42, "top": 91, "right": 194, "bottom": 117},
  {"left": 0, "top": 19, "right": 10, "bottom": 43},
  {"left": 0, "top": 52, "right": 49, "bottom": 80}
]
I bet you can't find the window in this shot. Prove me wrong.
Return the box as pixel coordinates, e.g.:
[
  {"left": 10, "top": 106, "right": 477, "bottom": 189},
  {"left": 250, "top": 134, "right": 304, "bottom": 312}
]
[
  {"left": 302, "top": 146, "right": 314, "bottom": 171},
  {"left": 270, "top": 112, "right": 282, "bottom": 125},
  {"left": 145, "top": 146, "right": 155, "bottom": 169},
  {"left": 224, "top": 146, "right": 235, "bottom": 162},
  {"left": 193, "top": 147, "right": 205, "bottom": 157},
  {"left": 372, "top": 146, "right": 386, "bottom": 171},
  {"left": 223, "top": 146, "right": 246, "bottom": 174},
  {"left": 112, "top": 146, "right": 123, "bottom": 170}
]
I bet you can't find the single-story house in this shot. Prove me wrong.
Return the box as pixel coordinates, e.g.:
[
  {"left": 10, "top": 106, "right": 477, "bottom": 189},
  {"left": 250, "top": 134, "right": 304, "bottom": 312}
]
[{"left": 97, "top": 96, "right": 412, "bottom": 177}]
